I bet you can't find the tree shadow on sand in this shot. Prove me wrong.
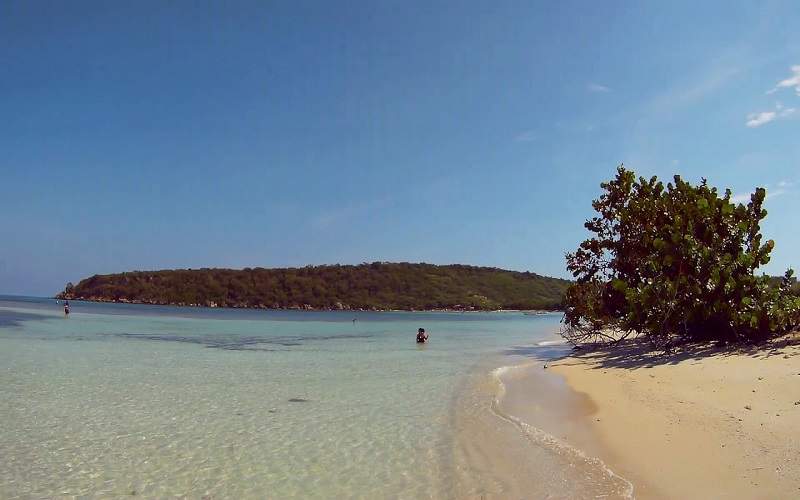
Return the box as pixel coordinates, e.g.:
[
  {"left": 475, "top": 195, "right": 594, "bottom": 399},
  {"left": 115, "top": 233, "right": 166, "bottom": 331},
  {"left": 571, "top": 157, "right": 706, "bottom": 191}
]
[{"left": 504, "top": 333, "right": 800, "bottom": 370}]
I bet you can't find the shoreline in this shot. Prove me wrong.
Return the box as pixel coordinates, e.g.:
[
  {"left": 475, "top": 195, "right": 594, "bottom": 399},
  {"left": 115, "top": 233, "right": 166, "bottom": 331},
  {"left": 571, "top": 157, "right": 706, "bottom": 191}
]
[
  {"left": 450, "top": 341, "right": 633, "bottom": 499},
  {"left": 546, "top": 335, "right": 800, "bottom": 498},
  {"left": 52, "top": 296, "right": 560, "bottom": 314},
  {"left": 457, "top": 333, "right": 800, "bottom": 498}
]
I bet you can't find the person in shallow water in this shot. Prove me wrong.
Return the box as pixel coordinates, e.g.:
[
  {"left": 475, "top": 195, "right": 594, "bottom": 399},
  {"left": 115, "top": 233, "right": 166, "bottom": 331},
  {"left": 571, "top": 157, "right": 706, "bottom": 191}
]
[
  {"left": 416, "top": 328, "right": 428, "bottom": 343},
  {"left": 64, "top": 301, "right": 70, "bottom": 315}
]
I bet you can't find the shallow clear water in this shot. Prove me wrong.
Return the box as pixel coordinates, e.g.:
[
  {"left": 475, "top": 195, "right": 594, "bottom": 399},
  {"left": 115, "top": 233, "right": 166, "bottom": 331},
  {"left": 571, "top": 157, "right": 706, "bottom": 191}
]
[{"left": 0, "top": 297, "right": 564, "bottom": 499}]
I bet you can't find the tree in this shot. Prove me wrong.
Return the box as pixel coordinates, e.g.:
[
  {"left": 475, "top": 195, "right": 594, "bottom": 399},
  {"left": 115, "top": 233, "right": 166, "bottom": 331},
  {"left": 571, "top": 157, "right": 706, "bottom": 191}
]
[
  {"left": 562, "top": 166, "right": 800, "bottom": 347},
  {"left": 58, "top": 263, "right": 571, "bottom": 311}
]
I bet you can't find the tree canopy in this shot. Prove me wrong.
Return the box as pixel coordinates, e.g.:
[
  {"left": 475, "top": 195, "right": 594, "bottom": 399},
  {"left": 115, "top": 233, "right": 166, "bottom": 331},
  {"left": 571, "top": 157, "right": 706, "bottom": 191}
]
[
  {"left": 562, "top": 166, "right": 800, "bottom": 347},
  {"left": 58, "top": 262, "right": 570, "bottom": 311}
]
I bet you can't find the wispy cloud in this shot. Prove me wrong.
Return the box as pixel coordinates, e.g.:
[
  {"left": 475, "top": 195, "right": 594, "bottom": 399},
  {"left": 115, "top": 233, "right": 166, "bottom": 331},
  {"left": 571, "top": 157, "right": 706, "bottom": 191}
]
[
  {"left": 731, "top": 190, "right": 787, "bottom": 203},
  {"left": 766, "top": 65, "right": 800, "bottom": 95},
  {"left": 745, "top": 103, "right": 797, "bottom": 128},
  {"left": 746, "top": 110, "right": 777, "bottom": 127},
  {"left": 731, "top": 192, "right": 752, "bottom": 204},
  {"left": 514, "top": 130, "right": 538, "bottom": 142},
  {"left": 731, "top": 182, "right": 792, "bottom": 204},
  {"left": 642, "top": 61, "right": 744, "bottom": 120},
  {"left": 769, "top": 189, "right": 787, "bottom": 200},
  {"left": 747, "top": 66, "right": 800, "bottom": 126},
  {"left": 587, "top": 83, "right": 611, "bottom": 93},
  {"left": 746, "top": 102, "right": 796, "bottom": 127},
  {"left": 770, "top": 180, "right": 793, "bottom": 200}
]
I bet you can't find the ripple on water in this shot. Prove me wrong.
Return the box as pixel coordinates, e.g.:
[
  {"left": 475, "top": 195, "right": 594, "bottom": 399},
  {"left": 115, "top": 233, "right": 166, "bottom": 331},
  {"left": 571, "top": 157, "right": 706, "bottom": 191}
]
[{"left": 0, "top": 304, "right": 564, "bottom": 498}]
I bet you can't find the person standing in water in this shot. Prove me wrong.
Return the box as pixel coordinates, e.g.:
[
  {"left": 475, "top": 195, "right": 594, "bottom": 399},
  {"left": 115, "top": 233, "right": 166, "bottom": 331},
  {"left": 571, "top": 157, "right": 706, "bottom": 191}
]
[
  {"left": 416, "top": 328, "right": 428, "bottom": 343},
  {"left": 64, "top": 300, "right": 70, "bottom": 316}
]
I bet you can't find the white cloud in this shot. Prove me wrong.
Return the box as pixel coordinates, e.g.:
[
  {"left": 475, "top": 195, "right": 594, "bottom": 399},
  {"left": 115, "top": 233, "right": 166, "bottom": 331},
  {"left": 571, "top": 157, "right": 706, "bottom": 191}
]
[
  {"left": 732, "top": 182, "right": 792, "bottom": 204},
  {"left": 768, "top": 188, "right": 786, "bottom": 200},
  {"left": 731, "top": 190, "right": 783, "bottom": 203},
  {"left": 587, "top": 83, "right": 611, "bottom": 93},
  {"left": 767, "top": 65, "right": 800, "bottom": 95},
  {"left": 746, "top": 111, "right": 777, "bottom": 127},
  {"left": 745, "top": 102, "right": 796, "bottom": 127}
]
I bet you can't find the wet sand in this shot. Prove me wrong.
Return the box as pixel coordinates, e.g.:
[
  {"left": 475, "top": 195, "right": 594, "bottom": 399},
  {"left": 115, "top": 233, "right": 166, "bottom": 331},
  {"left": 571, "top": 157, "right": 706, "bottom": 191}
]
[
  {"left": 451, "top": 354, "right": 632, "bottom": 499},
  {"left": 548, "top": 334, "right": 800, "bottom": 499}
]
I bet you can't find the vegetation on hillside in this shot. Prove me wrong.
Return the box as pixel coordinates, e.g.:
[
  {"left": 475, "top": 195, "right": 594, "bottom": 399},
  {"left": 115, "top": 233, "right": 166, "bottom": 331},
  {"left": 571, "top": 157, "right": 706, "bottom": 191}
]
[
  {"left": 563, "top": 166, "right": 800, "bottom": 348},
  {"left": 58, "top": 263, "right": 570, "bottom": 311}
]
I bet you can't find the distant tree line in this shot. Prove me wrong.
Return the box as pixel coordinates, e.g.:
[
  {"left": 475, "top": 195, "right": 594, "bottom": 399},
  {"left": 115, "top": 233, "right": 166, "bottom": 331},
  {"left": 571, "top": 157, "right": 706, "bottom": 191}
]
[
  {"left": 563, "top": 166, "right": 800, "bottom": 348},
  {"left": 58, "top": 262, "right": 571, "bottom": 311}
]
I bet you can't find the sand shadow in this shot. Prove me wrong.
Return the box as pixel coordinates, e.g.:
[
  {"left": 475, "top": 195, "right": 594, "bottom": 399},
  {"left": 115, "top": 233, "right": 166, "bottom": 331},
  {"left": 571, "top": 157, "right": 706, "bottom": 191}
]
[{"left": 506, "top": 332, "right": 800, "bottom": 370}]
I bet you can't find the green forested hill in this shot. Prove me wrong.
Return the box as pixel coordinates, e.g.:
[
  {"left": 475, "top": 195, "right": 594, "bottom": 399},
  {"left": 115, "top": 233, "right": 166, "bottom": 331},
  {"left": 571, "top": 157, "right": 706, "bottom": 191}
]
[{"left": 57, "top": 263, "right": 570, "bottom": 311}]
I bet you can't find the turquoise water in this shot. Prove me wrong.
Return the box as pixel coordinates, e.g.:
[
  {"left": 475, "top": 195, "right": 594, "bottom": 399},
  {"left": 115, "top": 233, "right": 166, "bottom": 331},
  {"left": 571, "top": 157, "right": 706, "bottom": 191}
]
[{"left": 0, "top": 297, "right": 565, "bottom": 498}]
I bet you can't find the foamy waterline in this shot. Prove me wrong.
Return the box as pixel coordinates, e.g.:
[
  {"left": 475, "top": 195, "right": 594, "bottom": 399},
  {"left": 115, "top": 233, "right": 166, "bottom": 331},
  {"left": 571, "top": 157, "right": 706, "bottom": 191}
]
[
  {"left": 536, "top": 339, "right": 568, "bottom": 346},
  {"left": 489, "top": 363, "right": 635, "bottom": 499}
]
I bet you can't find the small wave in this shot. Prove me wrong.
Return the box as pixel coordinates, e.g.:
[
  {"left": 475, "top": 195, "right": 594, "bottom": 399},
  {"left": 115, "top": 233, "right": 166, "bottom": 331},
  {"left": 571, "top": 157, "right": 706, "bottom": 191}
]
[
  {"left": 489, "top": 364, "right": 635, "bottom": 499},
  {"left": 536, "top": 339, "right": 567, "bottom": 346}
]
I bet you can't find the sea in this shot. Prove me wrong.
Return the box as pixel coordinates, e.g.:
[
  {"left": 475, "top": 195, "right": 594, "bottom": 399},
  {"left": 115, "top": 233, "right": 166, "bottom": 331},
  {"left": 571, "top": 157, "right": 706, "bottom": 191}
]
[{"left": 0, "top": 296, "right": 631, "bottom": 499}]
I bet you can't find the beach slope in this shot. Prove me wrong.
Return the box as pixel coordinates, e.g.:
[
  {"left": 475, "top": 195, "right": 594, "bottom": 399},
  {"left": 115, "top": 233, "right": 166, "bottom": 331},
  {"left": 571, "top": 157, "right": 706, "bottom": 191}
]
[{"left": 550, "top": 334, "right": 800, "bottom": 499}]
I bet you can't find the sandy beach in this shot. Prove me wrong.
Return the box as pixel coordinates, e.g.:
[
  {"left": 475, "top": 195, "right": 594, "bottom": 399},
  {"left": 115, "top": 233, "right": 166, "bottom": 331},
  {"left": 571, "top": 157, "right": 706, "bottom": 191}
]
[{"left": 545, "top": 334, "right": 800, "bottom": 499}]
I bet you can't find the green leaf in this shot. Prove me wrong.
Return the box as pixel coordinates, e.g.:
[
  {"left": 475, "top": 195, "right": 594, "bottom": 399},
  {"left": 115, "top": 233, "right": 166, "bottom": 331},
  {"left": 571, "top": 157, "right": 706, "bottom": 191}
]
[{"left": 612, "top": 279, "right": 628, "bottom": 292}]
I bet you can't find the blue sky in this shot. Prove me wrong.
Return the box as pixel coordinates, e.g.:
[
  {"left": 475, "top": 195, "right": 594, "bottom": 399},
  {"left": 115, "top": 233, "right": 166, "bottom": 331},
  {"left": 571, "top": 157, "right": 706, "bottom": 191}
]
[{"left": 1, "top": 1, "right": 799, "bottom": 295}]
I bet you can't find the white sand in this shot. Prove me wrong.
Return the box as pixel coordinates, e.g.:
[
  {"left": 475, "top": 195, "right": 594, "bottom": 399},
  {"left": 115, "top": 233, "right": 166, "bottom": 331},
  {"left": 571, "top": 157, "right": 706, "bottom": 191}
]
[{"left": 549, "top": 334, "right": 800, "bottom": 499}]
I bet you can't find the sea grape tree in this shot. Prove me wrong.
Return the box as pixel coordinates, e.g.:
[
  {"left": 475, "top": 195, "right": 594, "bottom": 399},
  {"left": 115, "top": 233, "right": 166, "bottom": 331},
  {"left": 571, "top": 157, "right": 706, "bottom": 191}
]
[{"left": 562, "top": 166, "right": 800, "bottom": 347}]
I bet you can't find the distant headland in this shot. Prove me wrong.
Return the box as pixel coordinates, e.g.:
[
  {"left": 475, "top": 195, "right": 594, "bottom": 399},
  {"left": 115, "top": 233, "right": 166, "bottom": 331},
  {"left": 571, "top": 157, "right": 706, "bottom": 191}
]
[{"left": 56, "top": 262, "right": 570, "bottom": 312}]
